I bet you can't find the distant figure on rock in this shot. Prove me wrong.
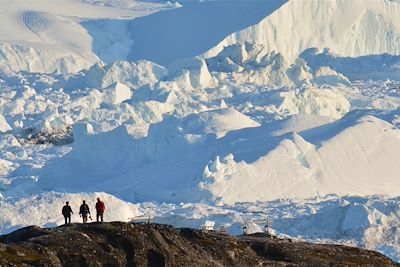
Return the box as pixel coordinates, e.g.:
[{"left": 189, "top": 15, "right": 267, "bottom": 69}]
[
  {"left": 62, "top": 201, "right": 73, "bottom": 224},
  {"left": 95, "top": 198, "right": 106, "bottom": 222},
  {"left": 79, "top": 200, "right": 91, "bottom": 223}
]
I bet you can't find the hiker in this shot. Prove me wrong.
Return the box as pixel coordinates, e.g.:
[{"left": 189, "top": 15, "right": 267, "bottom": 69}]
[
  {"left": 79, "top": 200, "right": 91, "bottom": 223},
  {"left": 62, "top": 201, "right": 73, "bottom": 224},
  {"left": 95, "top": 197, "right": 106, "bottom": 222}
]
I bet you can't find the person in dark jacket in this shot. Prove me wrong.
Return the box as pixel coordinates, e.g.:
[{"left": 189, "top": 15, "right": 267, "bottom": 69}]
[
  {"left": 62, "top": 201, "right": 73, "bottom": 224},
  {"left": 79, "top": 200, "right": 91, "bottom": 223},
  {"left": 95, "top": 197, "right": 106, "bottom": 222}
]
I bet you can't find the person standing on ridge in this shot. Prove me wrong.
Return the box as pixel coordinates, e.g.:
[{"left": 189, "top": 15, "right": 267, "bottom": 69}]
[
  {"left": 62, "top": 201, "right": 73, "bottom": 224},
  {"left": 95, "top": 197, "right": 106, "bottom": 222},
  {"left": 79, "top": 200, "right": 91, "bottom": 223}
]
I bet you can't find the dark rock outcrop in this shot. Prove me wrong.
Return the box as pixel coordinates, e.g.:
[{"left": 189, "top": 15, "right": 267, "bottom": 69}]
[{"left": 0, "top": 222, "right": 398, "bottom": 267}]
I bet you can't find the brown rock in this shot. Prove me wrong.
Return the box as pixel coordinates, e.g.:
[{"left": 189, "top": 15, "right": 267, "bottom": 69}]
[{"left": 0, "top": 222, "right": 398, "bottom": 267}]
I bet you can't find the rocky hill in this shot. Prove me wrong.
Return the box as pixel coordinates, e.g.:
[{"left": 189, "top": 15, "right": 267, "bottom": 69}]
[{"left": 0, "top": 222, "right": 398, "bottom": 267}]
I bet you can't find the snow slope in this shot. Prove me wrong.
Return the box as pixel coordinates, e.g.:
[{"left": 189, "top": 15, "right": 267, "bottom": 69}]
[
  {"left": 202, "top": 113, "right": 400, "bottom": 204},
  {"left": 1, "top": 0, "right": 400, "bottom": 73},
  {"left": 0, "top": 0, "right": 171, "bottom": 73},
  {"left": 125, "top": 0, "right": 288, "bottom": 65},
  {"left": 36, "top": 109, "right": 400, "bottom": 205},
  {"left": 205, "top": 0, "right": 400, "bottom": 63},
  {"left": 85, "top": 0, "right": 400, "bottom": 67}
]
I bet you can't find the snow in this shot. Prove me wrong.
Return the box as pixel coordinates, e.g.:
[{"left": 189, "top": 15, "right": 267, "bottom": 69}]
[
  {"left": 0, "top": 114, "right": 11, "bottom": 132},
  {"left": 0, "top": 0, "right": 172, "bottom": 73},
  {"left": 273, "top": 87, "right": 351, "bottom": 119},
  {"left": 62, "top": 60, "right": 167, "bottom": 91},
  {"left": 1, "top": 0, "right": 400, "bottom": 263},
  {"left": 102, "top": 82, "right": 131, "bottom": 105},
  {"left": 126, "top": 0, "right": 288, "bottom": 66},
  {"left": 205, "top": 0, "right": 400, "bottom": 63},
  {"left": 169, "top": 57, "right": 217, "bottom": 89},
  {"left": 33, "top": 109, "right": 400, "bottom": 206},
  {"left": 201, "top": 115, "right": 400, "bottom": 204},
  {"left": 181, "top": 108, "right": 261, "bottom": 138}
]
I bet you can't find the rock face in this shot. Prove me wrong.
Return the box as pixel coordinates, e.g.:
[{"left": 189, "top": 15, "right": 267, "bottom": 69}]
[{"left": 0, "top": 222, "right": 398, "bottom": 267}]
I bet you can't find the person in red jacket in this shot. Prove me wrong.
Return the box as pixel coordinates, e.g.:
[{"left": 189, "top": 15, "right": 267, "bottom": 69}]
[{"left": 95, "top": 197, "right": 106, "bottom": 222}]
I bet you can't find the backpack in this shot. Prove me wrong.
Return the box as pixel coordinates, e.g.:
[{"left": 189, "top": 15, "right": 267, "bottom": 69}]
[{"left": 80, "top": 204, "right": 90, "bottom": 215}]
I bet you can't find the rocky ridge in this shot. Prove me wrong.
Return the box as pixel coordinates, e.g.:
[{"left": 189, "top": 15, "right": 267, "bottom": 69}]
[{"left": 0, "top": 222, "right": 398, "bottom": 267}]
